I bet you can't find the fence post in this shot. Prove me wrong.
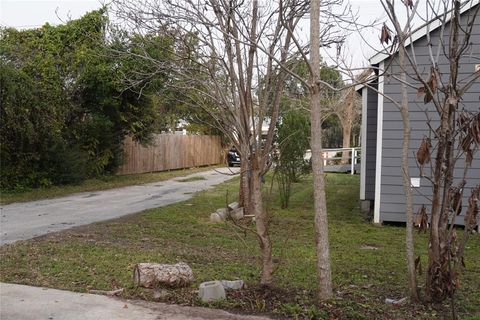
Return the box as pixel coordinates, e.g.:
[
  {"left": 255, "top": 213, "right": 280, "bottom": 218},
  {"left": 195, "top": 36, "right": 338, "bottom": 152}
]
[{"left": 351, "top": 148, "right": 355, "bottom": 175}]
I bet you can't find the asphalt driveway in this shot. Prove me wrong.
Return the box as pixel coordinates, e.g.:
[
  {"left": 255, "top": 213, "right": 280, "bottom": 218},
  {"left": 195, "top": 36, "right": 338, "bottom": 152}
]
[{"left": 0, "top": 167, "right": 238, "bottom": 245}]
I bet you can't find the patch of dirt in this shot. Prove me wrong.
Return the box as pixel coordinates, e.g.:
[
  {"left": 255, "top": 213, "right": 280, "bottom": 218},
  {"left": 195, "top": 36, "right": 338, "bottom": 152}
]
[{"left": 130, "top": 284, "right": 456, "bottom": 320}]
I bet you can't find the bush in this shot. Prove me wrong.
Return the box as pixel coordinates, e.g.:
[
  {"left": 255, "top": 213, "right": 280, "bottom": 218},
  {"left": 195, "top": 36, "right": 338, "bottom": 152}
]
[
  {"left": 0, "top": 10, "right": 160, "bottom": 190},
  {"left": 43, "top": 141, "right": 89, "bottom": 185},
  {"left": 275, "top": 109, "right": 311, "bottom": 208}
]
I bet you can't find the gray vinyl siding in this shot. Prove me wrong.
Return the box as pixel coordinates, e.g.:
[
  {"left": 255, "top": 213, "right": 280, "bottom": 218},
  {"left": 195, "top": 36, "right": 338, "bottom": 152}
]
[
  {"left": 379, "top": 4, "right": 480, "bottom": 224},
  {"left": 364, "top": 82, "right": 378, "bottom": 200}
]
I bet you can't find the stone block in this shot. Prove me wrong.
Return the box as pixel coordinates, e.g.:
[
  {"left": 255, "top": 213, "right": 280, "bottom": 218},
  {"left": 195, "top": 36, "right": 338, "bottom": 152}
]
[
  {"left": 227, "top": 202, "right": 239, "bottom": 210},
  {"left": 133, "top": 262, "right": 193, "bottom": 288},
  {"left": 215, "top": 208, "right": 228, "bottom": 219},
  {"left": 210, "top": 212, "right": 223, "bottom": 223},
  {"left": 229, "top": 207, "right": 244, "bottom": 220},
  {"left": 221, "top": 280, "right": 244, "bottom": 290},
  {"left": 198, "top": 280, "right": 226, "bottom": 302}
]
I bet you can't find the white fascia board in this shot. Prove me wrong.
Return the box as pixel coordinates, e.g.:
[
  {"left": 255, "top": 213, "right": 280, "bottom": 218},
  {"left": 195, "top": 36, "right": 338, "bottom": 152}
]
[
  {"left": 373, "top": 61, "right": 385, "bottom": 224},
  {"left": 360, "top": 86, "right": 368, "bottom": 200},
  {"left": 355, "top": 71, "right": 375, "bottom": 92},
  {"left": 355, "top": 83, "right": 366, "bottom": 92},
  {"left": 370, "top": 0, "right": 479, "bottom": 65},
  {"left": 355, "top": 76, "right": 375, "bottom": 92}
]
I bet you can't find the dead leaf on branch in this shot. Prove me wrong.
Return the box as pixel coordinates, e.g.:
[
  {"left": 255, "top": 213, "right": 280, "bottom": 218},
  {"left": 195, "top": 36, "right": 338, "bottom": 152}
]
[
  {"left": 416, "top": 86, "right": 425, "bottom": 98},
  {"left": 464, "top": 186, "right": 480, "bottom": 232},
  {"left": 419, "top": 67, "right": 438, "bottom": 104},
  {"left": 417, "top": 137, "right": 431, "bottom": 175},
  {"left": 417, "top": 137, "right": 432, "bottom": 165},
  {"left": 449, "top": 185, "right": 463, "bottom": 215},
  {"left": 460, "top": 134, "right": 473, "bottom": 166},
  {"left": 458, "top": 111, "right": 470, "bottom": 133},
  {"left": 402, "top": 0, "right": 414, "bottom": 9},
  {"left": 415, "top": 205, "right": 429, "bottom": 232},
  {"left": 471, "top": 113, "right": 480, "bottom": 145},
  {"left": 424, "top": 90, "right": 433, "bottom": 104},
  {"left": 380, "top": 23, "right": 392, "bottom": 45},
  {"left": 427, "top": 68, "right": 438, "bottom": 92}
]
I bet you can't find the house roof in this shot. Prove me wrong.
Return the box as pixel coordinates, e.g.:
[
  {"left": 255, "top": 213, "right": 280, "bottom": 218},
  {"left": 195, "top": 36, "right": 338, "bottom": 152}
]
[
  {"left": 355, "top": 0, "right": 479, "bottom": 92},
  {"left": 370, "top": 0, "right": 479, "bottom": 65}
]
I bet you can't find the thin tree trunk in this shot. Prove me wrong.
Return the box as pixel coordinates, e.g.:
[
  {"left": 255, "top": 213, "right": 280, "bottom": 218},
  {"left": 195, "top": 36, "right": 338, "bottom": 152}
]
[
  {"left": 310, "top": 0, "right": 333, "bottom": 301},
  {"left": 427, "top": 2, "right": 461, "bottom": 302},
  {"left": 341, "top": 124, "right": 351, "bottom": 164},
  {"left": 398, "top": 36, "right": 419, "bottom": 302},
  {"left": 250, "top": 155, "right": 273, "bottom": 286},
  {"left": 239, "top": 155, "right": 249, "bottom": 208},
  {"left": 426, "top": 113, "right": 446, "bottom": 302}
]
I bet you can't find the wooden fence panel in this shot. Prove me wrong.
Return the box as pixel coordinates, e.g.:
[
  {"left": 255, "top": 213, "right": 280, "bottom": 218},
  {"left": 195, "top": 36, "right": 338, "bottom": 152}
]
[{"left": 117, "top": 134, "right": 223, "bottom": 175}]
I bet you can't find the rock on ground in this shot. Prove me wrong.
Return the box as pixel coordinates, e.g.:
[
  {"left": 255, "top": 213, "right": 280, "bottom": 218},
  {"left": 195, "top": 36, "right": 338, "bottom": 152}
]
[
  {"left": 198, "top": 281, "right": 226, "bottom": 302},
  {"left": 134, "top": 262, "right": 194, "bottom": 288}
]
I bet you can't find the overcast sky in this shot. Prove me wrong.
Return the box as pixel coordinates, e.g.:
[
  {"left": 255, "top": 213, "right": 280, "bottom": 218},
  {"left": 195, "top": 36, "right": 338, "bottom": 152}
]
[
  {"left": 0, "top": 0, "right": 429, "bottom": 68},
  {"left": 0, "top": 0, "right": 101, "bottom": 29}
]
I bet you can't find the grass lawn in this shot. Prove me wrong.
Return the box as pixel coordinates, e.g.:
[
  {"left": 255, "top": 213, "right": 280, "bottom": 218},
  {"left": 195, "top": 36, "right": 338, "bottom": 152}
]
[
  {"left": 0, "top": 165, "right": 218, "bottom": 205},
  {"left": 1, "top": 174, "right": 479, "bottom": 319}
]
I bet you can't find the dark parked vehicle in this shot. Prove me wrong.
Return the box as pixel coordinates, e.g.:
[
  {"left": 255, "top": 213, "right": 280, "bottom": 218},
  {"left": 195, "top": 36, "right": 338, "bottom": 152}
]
[{"left": 227, "top": 147, "right": 241, "bottom": 167}]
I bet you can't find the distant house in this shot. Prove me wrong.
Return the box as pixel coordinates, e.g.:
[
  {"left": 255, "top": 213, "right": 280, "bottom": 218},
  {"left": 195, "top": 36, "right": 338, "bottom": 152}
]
[{"left": 357, "top": 0, "right": 480, "bottom": 225}]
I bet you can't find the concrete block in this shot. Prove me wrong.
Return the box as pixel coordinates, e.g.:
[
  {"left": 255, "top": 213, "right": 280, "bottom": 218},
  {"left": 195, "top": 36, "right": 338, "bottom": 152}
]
[
  {"left": 215, "top": 208, "right": 228, "bottom": 219},
  {"left": 221, "top": 280, "right": 244, "bottom": 290},
  {"left": 385, "top": 297, "right": 407, "bottom": 305},
  {"left": 210, "top": 212, "right": 223, "bottom": 223},
  {"left": 229, "top": 207, "right": 244, "bottom": 220},
  {"left": 210, "top": 208, "right": 229, "bottom": 223},
  {"left": 227, "top": 202, "right": 239, "bottom": 210},
  {"left": 198, "top": 281, "right": 226, "bottom": 302},
  {"left": 360, "top": 200, "right": 372, "bottom": 214}
]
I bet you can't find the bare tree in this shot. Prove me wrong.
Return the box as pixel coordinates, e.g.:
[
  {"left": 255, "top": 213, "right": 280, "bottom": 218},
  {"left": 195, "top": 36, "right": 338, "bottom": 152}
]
[
  {"left": 379, "top": 0, "right": 422, "bottom": 302},
  {"left": 112, "top": 0, "right": 356, "bottom": 299},
  {"left": 111, "top": 0, "right": 310, "bottom": 286},
  {"left": 328, "top": 82, "right": 361, "bottom": 164},
  {"left": 280, "top": 0, "right": 355, "bottom": 300},
  {"left": 372, "top": 0, "right": 480, "bottom": 306}
]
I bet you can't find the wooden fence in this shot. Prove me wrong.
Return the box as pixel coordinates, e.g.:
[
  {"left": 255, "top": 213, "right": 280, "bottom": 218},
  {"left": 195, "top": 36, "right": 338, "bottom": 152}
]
[{"left": 117, "top": 134, "right": 223, "bottom": 175}]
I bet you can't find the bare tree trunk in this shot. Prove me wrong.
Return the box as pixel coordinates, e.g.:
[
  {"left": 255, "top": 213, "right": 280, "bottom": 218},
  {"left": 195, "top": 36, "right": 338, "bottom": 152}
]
[
  {"left": 341, "top": 123, "right": 351, "bottom": 164},
  {"left": 426, "top": 162, "right": 443, "bottom": 303},
  {"left": 310, "top": 0, "right": 333, "bottom": 301},
  {"left": 250, "top": 155, "right": 273, "bottom": 285},
  {"left": 425, "top": 90, "right": 454, "bottom": 302},
  {"left": 239, "top": 156, "right": 249, "bottom": 208},
  {"left": 398, "top": 36, "right": 419, "bottom": 302},
  {"left": 426, "top": 1, "right": 461, "bottom": 302},
  {"left": 425, "top": 94, "right": 457, "bottom": 303}
]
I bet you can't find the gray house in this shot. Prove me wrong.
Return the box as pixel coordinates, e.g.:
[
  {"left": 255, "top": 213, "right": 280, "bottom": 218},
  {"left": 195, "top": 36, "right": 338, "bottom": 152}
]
[{"left": 358, "top": 0, "right": 480, "bottom": 224}]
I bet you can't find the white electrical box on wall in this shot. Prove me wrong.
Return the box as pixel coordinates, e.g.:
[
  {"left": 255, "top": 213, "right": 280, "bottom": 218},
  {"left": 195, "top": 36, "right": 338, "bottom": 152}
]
[{"left": 411, "top": 177, "right": 421, "bottom": 188}]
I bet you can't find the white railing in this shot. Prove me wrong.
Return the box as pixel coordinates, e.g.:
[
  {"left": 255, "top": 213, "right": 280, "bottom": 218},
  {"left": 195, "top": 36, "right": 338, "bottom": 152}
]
[{"left": 304, "top": 147, "right": 361, "bottom": 175}]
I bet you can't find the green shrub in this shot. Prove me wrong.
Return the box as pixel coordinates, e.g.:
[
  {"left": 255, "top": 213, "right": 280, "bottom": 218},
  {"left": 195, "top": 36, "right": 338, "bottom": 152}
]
[
  {"left": 275, "top": 109, "right": 311, "bottom": 208},
  {"left": 42, "top": 141, "right": 89, "bottom": 185}
]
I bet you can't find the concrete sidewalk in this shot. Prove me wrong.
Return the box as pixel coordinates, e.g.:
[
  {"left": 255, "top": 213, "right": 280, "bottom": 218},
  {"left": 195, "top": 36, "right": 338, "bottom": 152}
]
[
  {"left": 0, "top": 283, "right": 270, "bottom": 320},
  {"left": 0, "top": 167, "right": 238, "bottom": 245}
]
